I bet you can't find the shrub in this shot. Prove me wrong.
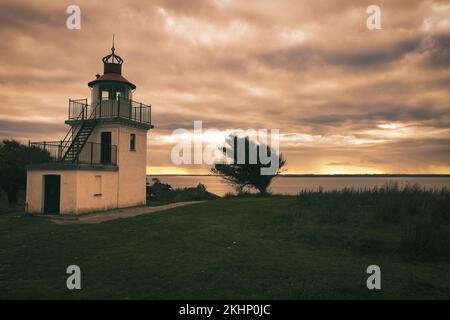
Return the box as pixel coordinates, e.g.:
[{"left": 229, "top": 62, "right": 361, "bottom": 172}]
[
  {"left": 0, "top": 139, "right": 51, "bottom": 204},
  {"left": 146, "top": 179, "right": 219, "bottom": 203}
]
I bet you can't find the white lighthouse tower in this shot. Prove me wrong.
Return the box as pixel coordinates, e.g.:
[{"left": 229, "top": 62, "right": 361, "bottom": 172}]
[{"left": 26, "top": 42, "right": 153, "bottom": 215}]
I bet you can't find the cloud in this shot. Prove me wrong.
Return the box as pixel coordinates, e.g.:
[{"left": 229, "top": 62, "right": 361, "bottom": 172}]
[
  {"left": 297, "top": 104, "right": 449, "bottom": 125},
  {"left": 0, "top": 0, "right": 449, "bottom": 174},
  {"left": 0, "top": 119, "right": 66, "bottom": 140},
  {"left": 419, "top": 34, "right": 450, "bottom": 68}
]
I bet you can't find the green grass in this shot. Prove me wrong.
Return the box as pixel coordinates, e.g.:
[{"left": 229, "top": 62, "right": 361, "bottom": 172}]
[{"left": 0, "top": 192, "right": 450, "bottom": 299}]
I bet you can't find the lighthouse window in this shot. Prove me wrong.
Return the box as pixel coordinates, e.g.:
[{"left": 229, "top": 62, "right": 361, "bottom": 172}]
[
  {"left": 101, "top": 90, "right": 109, "bottom": 100},
  {"left": 130, "top": 133, "right": 136, "bottom": 151}
]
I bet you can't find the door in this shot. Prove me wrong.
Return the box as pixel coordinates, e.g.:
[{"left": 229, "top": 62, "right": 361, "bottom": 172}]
[
  {"left": 101, "top": 131, "right": 112, "bottom": 164},
  {"left": 43, "top": 175, "right": 60, "bottom": 215}
]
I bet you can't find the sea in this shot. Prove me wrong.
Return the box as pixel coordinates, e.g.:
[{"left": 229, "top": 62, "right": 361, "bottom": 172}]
[{"left": 147, "top": 175, "right": 450, "bottom": 197}]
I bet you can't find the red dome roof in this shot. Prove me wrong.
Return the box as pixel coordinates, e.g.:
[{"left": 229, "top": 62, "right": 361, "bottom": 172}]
[
  {"left": 88, "top": 73, "right": 136, "bottom": 89},
  {"left": 88, "top": 41, "right": 136, "bottom": 89}
]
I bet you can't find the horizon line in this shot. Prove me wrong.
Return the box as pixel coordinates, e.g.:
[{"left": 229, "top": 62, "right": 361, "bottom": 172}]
[{"left": 146, "top": 173, "right": 450, "bottom": 177}]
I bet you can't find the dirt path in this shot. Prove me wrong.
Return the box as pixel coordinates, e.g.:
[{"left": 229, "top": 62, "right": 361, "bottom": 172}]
[{"left": 52, "top": 201, "right": 205, "bottom": 225}]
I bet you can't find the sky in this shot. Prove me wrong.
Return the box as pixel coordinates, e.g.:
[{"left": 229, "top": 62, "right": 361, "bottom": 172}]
[{"left": 0, "top": 0, "right": 449, "bottom": 174}]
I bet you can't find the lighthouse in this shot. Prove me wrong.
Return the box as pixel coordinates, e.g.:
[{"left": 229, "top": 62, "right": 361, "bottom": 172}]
[{"left": 26, "top": 41, "right": 153, "bottom": 215}]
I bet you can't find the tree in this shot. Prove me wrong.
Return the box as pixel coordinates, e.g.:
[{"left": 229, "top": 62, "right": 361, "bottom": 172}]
[
  {"left": 0, "top": 140, "right": 51, "bottom": 204},
  {"left": 212, "top": 135, "right": 286, "bottom": 194}
]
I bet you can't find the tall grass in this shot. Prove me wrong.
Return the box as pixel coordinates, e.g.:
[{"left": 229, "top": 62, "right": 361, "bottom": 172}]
[{"left": 292, "top": 184, "right": 450, "bottom": 258}]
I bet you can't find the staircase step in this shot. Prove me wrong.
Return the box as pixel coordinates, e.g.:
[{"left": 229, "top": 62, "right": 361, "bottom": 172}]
[{"left": 61, "top": 119, "right": 98, "bottom": 162}]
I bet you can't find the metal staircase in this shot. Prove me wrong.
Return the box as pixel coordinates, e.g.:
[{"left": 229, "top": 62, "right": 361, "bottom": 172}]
[{"left": 60, "top": 100, "right": 99, "bottom": 163}]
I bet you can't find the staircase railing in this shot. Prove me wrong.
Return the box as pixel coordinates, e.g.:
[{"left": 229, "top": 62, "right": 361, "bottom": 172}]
[
  {"left": 61, "top": 100, "right": 100, "bottom": 162},
  {"left": 60, "top": 99, "right": 87, "bottom": 160},
  {"left": 68, "top": 97, "right": 152, "bottom": 125},
  {"left": 29, "top": 141, "right": 117, "bottom": 165},
  {"left": 29, "top": 141, "right": 63, "bottom": 161}
]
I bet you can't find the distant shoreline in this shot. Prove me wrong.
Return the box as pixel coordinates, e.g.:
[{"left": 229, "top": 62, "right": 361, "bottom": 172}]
[{"left": 148, "top": 174, "right": 450, "bottom": 178}]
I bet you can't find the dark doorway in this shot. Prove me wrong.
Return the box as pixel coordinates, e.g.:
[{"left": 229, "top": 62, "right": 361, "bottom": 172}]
[
  {"left": 43, "top": 175, "right": 60, "bottom": 215},
  {"left": 101, "top": 131, "right": 112, "bottom": 164}
]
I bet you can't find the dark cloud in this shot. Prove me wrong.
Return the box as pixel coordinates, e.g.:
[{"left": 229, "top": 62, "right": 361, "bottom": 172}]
[
  {"left": 0, "top": 3, "right": 59, "bottom": 29},
  {"left": 259, "top": 38, "right": 422, "bottom": 71},
  {"left": 420, "top": 34, "right": 450, "bottom": 68},
  {"left": 329, "top": 39, "right": 420, "bottom": 67},
  {"left": 0, "top": 119, "right": 66, "bottom": 138},
  {"left": 297, "top": 105, "right": 449, "bottom": 125}
]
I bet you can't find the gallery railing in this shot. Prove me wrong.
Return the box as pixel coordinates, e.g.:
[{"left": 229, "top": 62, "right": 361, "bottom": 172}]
[
  {"left": 68, "top": 98, "right": 152, "bottom": 125},
  {"left": 29, "top": 141, "right": 117, "bottom": 165}
]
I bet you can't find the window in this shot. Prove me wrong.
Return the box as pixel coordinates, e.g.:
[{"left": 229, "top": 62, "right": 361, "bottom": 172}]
[
  {"left": 94, "top": 175, "right": 102, "bottom": 196},
  {"left": 130, "top": 133, "right": 136, "bottom": 151},
  {"left": 101, "top": 90, "right": 109, "bottom": 100}
]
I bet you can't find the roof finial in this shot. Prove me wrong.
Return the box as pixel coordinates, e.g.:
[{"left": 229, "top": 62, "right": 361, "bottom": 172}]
[
  {"left": 112, "top": 34, "right": 115, "bottom": 53},
  {"left": 102, "top": 35, "right": 123, "bottom": 65}
]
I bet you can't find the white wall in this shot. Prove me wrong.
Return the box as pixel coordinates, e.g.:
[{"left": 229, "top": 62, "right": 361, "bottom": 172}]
[
  {"left": 26, "top": 170, "right": 77, "bottom": 214},
  {"left": 88, "top": 123, "right": 148, "bottom": 208},
  {"left": 75, "top": 170, "right": 118, "bottom": 213},
  {"left": 26, "top": 169, "right": 119, "bottom": 215},
  {"left": 117, "top": 126, "right": 147, "bottom": 207}
]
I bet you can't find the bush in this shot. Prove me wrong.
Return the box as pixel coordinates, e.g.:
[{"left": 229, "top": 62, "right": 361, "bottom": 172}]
[
  {"left": 0, "top": 140, "right": 51, "bottom": 204},
  {"left": 223, "top": 190, "right": 270, "bottom": 198},
  {"left": 146, "top": 178, "right": 173, "bottom": 201},
  {"left": 146, "top": 179, "right": 219, "bottom": 203}
]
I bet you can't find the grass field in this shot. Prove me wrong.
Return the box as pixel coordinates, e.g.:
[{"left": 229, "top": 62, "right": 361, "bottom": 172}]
[{"left": 1, "top": 190, "right": 450, "bottom": 299}]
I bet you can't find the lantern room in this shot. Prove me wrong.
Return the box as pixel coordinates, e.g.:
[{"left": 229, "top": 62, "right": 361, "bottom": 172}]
[{"left": 87, "top": 38, "right": 136, "bottom": 105}]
